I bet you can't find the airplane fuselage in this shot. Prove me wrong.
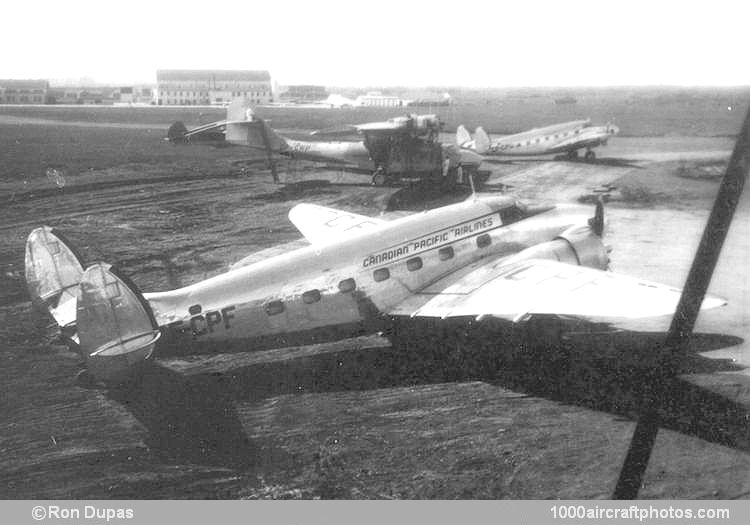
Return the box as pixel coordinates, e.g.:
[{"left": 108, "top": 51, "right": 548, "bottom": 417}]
[
  {"left": 280, "top": 138, "right": 482, "bottom": 174},
  {"left": 464, "top": 120, "right": 618, "bottom": 157},
  {"left": 144, "top": 197, "right": 591, "bottom": 353},
  {"left": 281, "top": 138, "right": 373, "bottom": 169}
]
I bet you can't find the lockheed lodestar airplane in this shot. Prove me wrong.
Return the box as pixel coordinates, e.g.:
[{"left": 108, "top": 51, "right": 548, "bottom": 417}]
[
  {"left": 457, "top": 119, "right": 619, "bottom": 161},
  {"left": 167, "top": 100, "right": 484, "bottom": 187},
  {"left": 25, "top": 194, "right": 724, "bottom": 387}
]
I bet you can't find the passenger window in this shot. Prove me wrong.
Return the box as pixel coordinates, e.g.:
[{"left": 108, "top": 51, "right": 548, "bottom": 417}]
[
  {"left": 373, "top": 268, "right": 390, "bottom": 282},
  {"left": 406, "top": 257, "right": 423, "bottom": 271},
  {"left": 302, "top": 289, "right": 321, "bottom": 304},
  {"left": 265, "top": 300, "right": 285, "bottom": 316},
  {"left": 439, "top": 246, "right": 455, "bottom": 261},
  {"left": 188, "top": 304, "right": 202, "bottom": 315},
  {"left": 338, "top": 278, "right": 356, "bottom": 293},
  {"left": 476, "top": 233, "right": 492, "bottom": 248}
]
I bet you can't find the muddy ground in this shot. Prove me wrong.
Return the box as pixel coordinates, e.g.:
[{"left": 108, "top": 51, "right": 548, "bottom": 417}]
[{"left": 0, "top": 110, "right": 749, "bottom": 499}]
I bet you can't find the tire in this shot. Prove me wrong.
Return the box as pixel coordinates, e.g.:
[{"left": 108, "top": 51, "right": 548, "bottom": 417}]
[{"left": 372, "top": 172, "right": 388, "bottom": 186}]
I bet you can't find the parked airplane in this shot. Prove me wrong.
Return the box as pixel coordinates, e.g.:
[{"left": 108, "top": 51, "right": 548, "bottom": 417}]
[
  {"left": 167, "top": 100, "right": 483, "bottom": 187},
  {"left": 25, "top": 195, "right": 723, "bottom": 386},
  {"left": 457, "top": 119, "right": 619, "bottom": 161}
]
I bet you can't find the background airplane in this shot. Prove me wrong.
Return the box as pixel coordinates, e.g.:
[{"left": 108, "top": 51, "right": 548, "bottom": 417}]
[
  {"left": 167, "top": 100, "right": 484, "bottom": 187},
  {"left": 457, "top": 119, "right": 619, "bottom": 161}
]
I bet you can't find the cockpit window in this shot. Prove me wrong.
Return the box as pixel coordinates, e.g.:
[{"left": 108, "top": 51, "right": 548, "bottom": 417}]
[{"left": 500, "top": 203, "right": 527, "bottom": 224}]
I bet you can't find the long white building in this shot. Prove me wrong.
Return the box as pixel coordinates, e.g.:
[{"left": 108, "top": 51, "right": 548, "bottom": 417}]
[{"left": 157, "top": 70, "right": 272, "bottom": 106}]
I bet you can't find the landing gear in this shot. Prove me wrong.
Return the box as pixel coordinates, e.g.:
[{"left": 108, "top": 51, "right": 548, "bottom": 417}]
[
  {"left": 584, "top": 150, "right": 596, "bottom": 161},
  {"left": 567, "top": 150, "right": 579, "bottom": 161},
  {"left": 371, "top": 170, "right": 388, "bottom": 186}
]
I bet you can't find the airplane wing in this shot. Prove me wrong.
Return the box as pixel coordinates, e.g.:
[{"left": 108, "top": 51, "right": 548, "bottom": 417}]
[
  {"left": 288, "top": 204, "right": 386, "bottom": 245},
  {"left": 389, "top": 257, "right": 725, "bottom": 323}
]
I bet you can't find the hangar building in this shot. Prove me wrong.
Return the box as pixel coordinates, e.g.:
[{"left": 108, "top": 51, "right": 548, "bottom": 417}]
[
  {"left": 0, "top": 79, "right": 49, "bottom": 104},
  {"left": 157, "top": 69, "right": 272, "bottom": 106}
]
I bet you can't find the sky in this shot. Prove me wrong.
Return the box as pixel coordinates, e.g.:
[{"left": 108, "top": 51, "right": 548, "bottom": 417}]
[{"left": 2, "top": 0, "right": 749, "bottom": 87}]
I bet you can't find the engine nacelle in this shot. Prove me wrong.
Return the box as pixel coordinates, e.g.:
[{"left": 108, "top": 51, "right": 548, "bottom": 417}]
[
  {"left": 555, "top": 224, "right": 609, "bottom": 270},
  {"left": 506, "top": 225, "right": 608, "bottom": 270}
]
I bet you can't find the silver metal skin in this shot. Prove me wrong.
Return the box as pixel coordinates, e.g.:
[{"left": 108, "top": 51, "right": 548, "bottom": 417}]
[
  {"left": 25, "top": 195, "right": 724, "bottom": 385},
  {"left": 458, "top": 119, "right": 619, "bottom": 158}
]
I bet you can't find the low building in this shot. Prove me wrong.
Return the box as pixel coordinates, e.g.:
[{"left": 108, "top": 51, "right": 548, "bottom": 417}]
[
  {"left": 157, "top": 69, "right": 272, "bottom": 106},
  {"left": 116, "top": 86, "right": 154, "bottom": 105},
  {"left": 0, "top": 79, "right": 49, "bottom": 104},
  {"left": 281, "top": 85, "right": 328, "bottom": 102},
  {"left": 354, "top": 91, "right": 404, "bottom": 107}
]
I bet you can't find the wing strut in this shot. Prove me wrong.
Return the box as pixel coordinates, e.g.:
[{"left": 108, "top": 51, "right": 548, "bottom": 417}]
[
  {"left": 613, "top": 101, "right": 750, "bottom": 499},
  {"left": 257, "top": 116, "right": 279, "bottom": 183}
]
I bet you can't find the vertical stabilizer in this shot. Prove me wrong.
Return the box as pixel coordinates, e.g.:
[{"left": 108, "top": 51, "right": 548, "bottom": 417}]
[
  {"left": 25, "top": 227, "right": 85, "bottom": 329},
  {"left": 474, "top": 127, "right": 491, "bottom": 155},
  {"left": 77, "top": 263, "right": 160, "bottom": 385},
  {"left": 224, "top": 98, "right": 287, "bottom": 154},
  {"left": 456, "top": 125, "right": 472, "bottom": 148}
]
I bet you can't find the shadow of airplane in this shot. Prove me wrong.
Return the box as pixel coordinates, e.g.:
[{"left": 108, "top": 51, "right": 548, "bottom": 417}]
[
  {"left": 104, "top": 315, "right": 748, "bottom": 471},
  {"left": 105, "top": 363, "right": 288, "bottom": 471}
]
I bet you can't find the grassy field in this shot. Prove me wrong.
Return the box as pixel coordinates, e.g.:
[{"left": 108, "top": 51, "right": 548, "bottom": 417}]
[
  {"left": 1, "top": 86, "right": 748, "bottom": 137},
  {"left": 1, "top": 92, "right": 749, "bottom": 499}
]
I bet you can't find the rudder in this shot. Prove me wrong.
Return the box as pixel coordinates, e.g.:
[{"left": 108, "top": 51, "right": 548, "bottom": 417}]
[
  {"left": 25, "top": 226, "right": 85, "bottom": 330},
  {"left": 474, "top": 127, "right": 491, "bottom": 155},
  {"left": 77, "top": 263, "right": 161, "bottom": 385}
]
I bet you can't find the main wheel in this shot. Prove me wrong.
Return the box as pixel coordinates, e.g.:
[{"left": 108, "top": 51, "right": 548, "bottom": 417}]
[
  {"left": 567, "top": 150, "right": 579, "bottom": 161},
  {"left": 584, "top": 150, "right": 596, "bottom": 161},
  {"left": 372, "top": 171, "right": 388, "bottom": 186}
]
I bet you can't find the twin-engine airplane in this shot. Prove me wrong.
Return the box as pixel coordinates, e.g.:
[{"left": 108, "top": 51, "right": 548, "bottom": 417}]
[
  {"left": 167, "top": 100, "right": 483, "bottom": 186},
  {"left": 457, "top": 119, "right": 619, "bottom": 161},
  {"left": 25, "top": 195, "right": 724, "bottom": 386}
]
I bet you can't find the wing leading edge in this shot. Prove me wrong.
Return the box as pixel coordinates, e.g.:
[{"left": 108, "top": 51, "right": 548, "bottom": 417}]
[{"left": 389, "top": 258, "right": 726, "bottom": 323}]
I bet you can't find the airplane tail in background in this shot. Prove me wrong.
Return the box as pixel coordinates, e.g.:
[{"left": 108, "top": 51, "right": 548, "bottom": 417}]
[
  {"left": 224, "top": 98, "right": 288, "bottom": 152},
  {"left": 474, "top": 127, "right": 491, "bottom": 155},
  {"left": 456, "top": 125, "right": 472, "bottom": 147}
]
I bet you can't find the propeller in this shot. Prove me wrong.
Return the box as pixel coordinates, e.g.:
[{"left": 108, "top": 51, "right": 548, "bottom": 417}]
[{"left": 588, "top": 197, "right": 605, "bottom": 237}]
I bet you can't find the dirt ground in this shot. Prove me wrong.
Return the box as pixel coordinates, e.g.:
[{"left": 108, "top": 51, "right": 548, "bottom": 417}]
[{"left": 1, "top": 109, "right": 749, "bottom": 499}]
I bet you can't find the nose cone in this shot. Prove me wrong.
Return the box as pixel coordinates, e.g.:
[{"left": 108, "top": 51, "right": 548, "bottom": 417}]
[{"left": 608, "top": 124, "right": 620, "bottom": 135}]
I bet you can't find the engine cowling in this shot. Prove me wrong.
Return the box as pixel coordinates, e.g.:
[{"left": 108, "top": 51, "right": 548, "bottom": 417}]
[
  {"left": 505, "top": 224, "right": 609, "bottom": 270},
  {"left": 555, "top": 224, "right": 609, "bottom": 270}
]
